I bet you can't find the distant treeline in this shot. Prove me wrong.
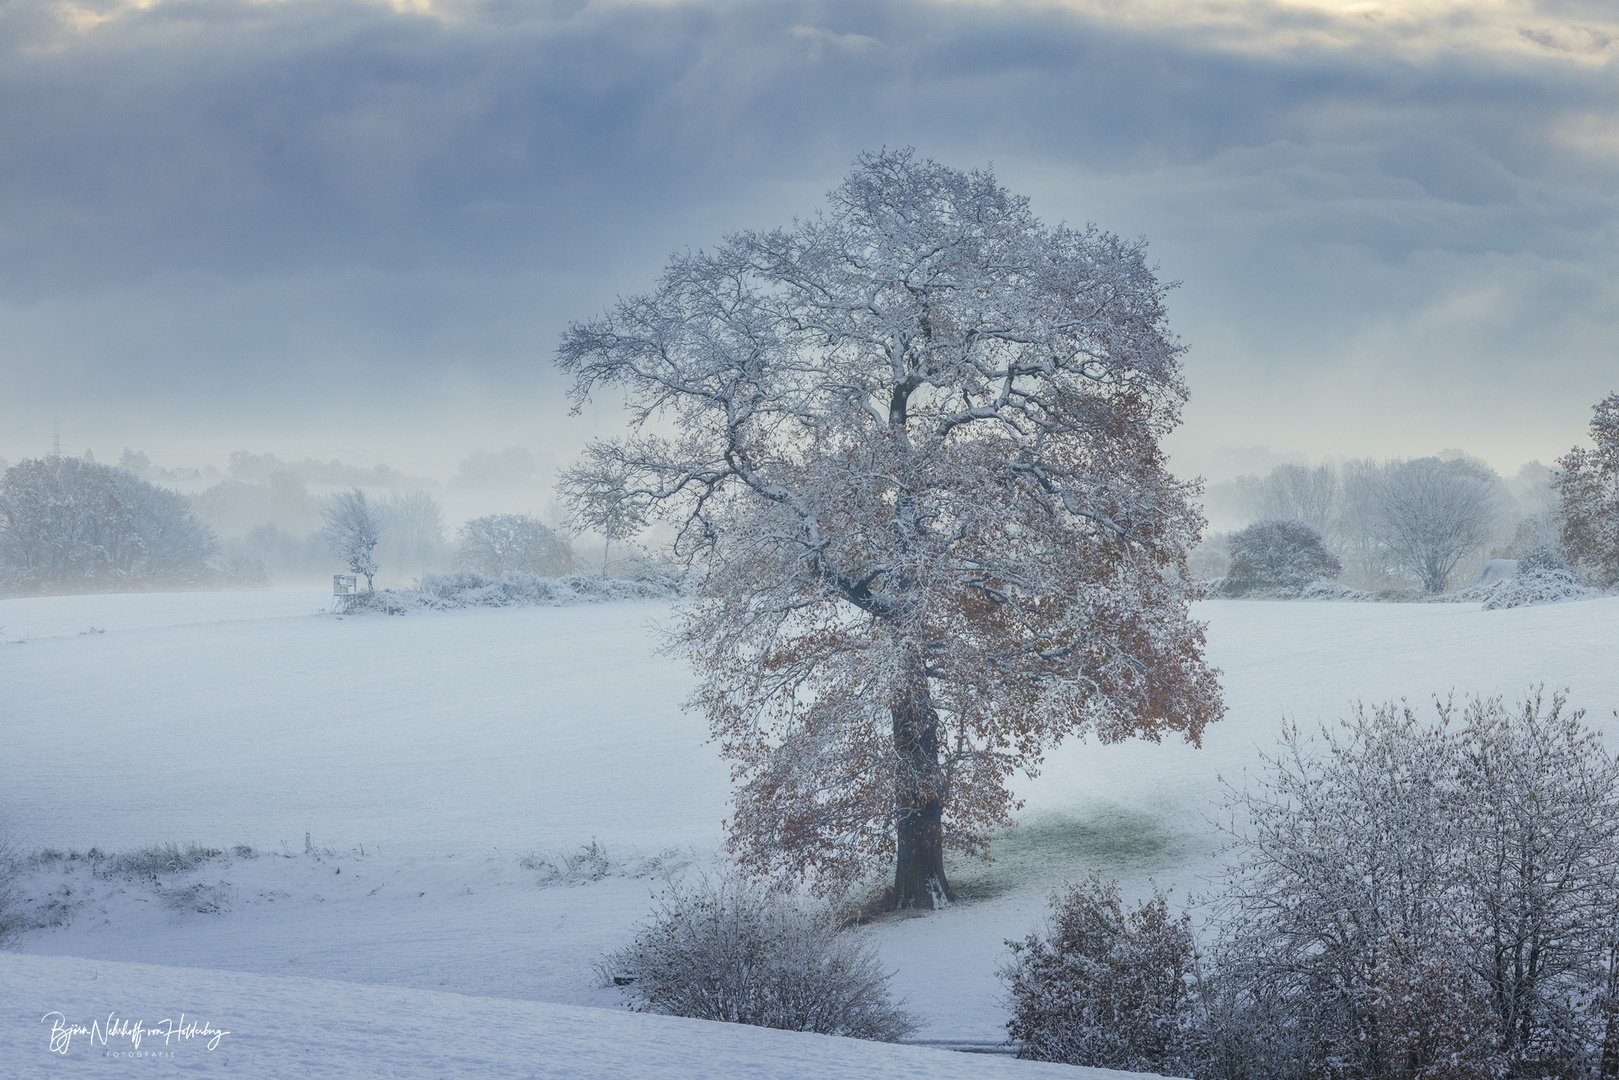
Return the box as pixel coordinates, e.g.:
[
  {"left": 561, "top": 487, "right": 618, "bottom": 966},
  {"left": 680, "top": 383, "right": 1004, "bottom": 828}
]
[
  {"left": 1198, "top": 454, "right": 1560, "bottom": 594},
  {"left": 106, "top": 445, "right": 557, "bottom": 491},
  {"left": 221, "top": 451, "right": 434, "bottom": 489},
  {"left": 0, "top": 452, "right": 597, "bottom": 596}
]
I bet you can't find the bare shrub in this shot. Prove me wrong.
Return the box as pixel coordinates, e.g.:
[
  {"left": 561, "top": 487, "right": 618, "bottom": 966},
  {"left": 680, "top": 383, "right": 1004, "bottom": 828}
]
[
  {"left": 520, "top": 841, "right": 616, "bottom": 884},
  {"left": 0, "top": 837, "right": 24, "bottom": 949},
  {"left": 101, "top": 843, "right": 223, "bottom": 879},
  {"left": 1003, "top": 875, "right": 1198, "bottom": 1073},
  {"left": 603, "top": 873, "right": 917, "bottom": 1041},
  {"left": 156, "top": 880, "right": 234, "bottom": 915},
  {"left": 520, "top": 842, "right": 691, "bottom": 886},
  {"left": 342, "top": 589, "right": 408, "bottom": 615}
]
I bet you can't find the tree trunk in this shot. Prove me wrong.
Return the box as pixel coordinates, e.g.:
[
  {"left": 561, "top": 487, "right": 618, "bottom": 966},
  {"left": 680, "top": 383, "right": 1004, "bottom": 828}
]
[
  {"left": 1600, "top": 939, "right": 1619, "bottom": 1079},
  {"left": 890, "top": 664, "right": 954, "bottom": 910}
]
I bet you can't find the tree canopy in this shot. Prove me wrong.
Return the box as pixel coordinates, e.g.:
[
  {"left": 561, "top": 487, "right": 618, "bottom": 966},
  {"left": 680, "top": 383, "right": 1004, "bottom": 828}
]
[{"left": 0, "top": 455, "right": 217, "bottom": 594}]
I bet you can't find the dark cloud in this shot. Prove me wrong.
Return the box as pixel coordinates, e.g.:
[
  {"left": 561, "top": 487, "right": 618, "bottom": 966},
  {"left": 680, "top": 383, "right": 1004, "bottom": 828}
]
[{"left": 1, "top": 0, "right": 1616, "bottom": 472}]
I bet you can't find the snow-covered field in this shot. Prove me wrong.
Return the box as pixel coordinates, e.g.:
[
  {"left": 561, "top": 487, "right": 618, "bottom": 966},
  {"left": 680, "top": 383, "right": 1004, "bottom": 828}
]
[{"left": 4, "top": 589, "right": 1618, "bottom": 1076}]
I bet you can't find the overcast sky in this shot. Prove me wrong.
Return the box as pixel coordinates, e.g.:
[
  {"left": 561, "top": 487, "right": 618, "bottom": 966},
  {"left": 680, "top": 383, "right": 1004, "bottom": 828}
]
[{"left": 3, "top": 0, "right": 1616, "bottom": 480}]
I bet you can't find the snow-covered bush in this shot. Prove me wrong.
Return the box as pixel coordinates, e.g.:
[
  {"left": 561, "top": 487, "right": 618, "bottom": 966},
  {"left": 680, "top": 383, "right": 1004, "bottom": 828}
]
[
  {"left": 522, "top": 841, "right": 614, "bottom": 883},
  {"left": 1443, "top": 548, "right": 1600, "bottom": 609},
  {"left": 100, "top": 843, "right": 224, "bottom": 879},
  {"left": 1219, "top": 519, "right": 1341, "bottom": 596},
  {"left": 1291, "top": 580, "right": 1378, "bottom": 601},
  {"left": 405, "top": 570, "right": 673, "bottom": 610},
  {"left": 343, "top": 589, "right": 408, "bottom": 615},
  {"left": 1211, "top": 691, "right": 1619, "bottom": 1080},
  {"left": 1480, "top": 565, "right": 1597, "bottom": 610},
  {"left": 1366, "top": 948, "right": 1504, "bottom": 1080},
  {"left": 1003, "top": 875, "right": 1198, "bottom": 1073},
  {"left": 156, "top": 880, "right": 235, "bottom": 915},
  {"left": 603, "top": 873, "right": 917, "bottom": 1041}
]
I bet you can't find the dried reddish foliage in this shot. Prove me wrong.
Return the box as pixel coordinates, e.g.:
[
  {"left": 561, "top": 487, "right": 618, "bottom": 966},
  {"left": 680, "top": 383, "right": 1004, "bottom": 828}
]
[{"left": 1367, "top": 947, "right": 1505, "bottom": 1080}]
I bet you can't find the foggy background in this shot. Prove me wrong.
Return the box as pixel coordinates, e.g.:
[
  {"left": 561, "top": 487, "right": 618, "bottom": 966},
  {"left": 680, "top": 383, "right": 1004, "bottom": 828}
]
[{"left": 4, "top": 0, "right": 1617, "bottom": 525}]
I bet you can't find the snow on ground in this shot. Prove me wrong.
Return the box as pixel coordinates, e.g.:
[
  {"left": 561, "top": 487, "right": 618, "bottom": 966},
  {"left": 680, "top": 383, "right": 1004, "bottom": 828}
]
[
  {"left": 2, "top": 953, "right": 1155, "bottom": 1079},
  {"left": 4, "top": 589, "right": 1619, "bottom": 1067},
  {"left": 0, "top": 592, "right": 724, "bottom": 856},
  {"left": 0, "top": 590, "right": 331, "bottom": 643}
]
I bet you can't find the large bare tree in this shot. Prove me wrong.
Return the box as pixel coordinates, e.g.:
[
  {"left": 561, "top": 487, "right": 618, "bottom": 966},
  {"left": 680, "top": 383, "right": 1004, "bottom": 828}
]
[
  {"left": 1374, "top": 457, "right": 1500, "bottom": 594},
  {"left": 557, "top": 150, "right": 1222, "bottom": 909}
]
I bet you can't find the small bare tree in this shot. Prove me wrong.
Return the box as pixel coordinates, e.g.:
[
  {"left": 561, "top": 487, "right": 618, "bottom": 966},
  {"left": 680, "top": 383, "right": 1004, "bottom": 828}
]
[
  {"left": 1453, "top": 690, "right": 1619, "bottom": 1073},
  {"left": 320, "top": 486, "right": 381, "bottom": 591},
  {"left": 559, "top": 445, "right": 650, "bottom": 573},
  {"left": 382, "top": 490, "right": 447, "bottom": 579},
  {"left": 1254, "top": 463, "right": 1341, "bottom": 536},
  {"left": 1216, "top": 702, "right": 1465, "bottom": 1078},
  {"left": 557, "top": 149, "right": 1222, "bottom": 909},
  {"left": 1374, "top": 458, "right": 1499, "bottom": 593}
]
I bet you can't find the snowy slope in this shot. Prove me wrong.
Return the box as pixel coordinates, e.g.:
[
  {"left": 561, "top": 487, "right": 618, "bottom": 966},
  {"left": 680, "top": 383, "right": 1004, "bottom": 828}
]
[
  {"left": 3, "top": 589, "right": 1618, "bottom": 1057},
  {"left": 1, "top": 953, "right": 1157, "bottom": 1079}
]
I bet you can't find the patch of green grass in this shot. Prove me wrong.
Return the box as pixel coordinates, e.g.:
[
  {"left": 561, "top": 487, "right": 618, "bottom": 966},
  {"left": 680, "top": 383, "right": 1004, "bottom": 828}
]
[{"left": 945, "top": 805, "right": 1182, "bottom": 901}]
